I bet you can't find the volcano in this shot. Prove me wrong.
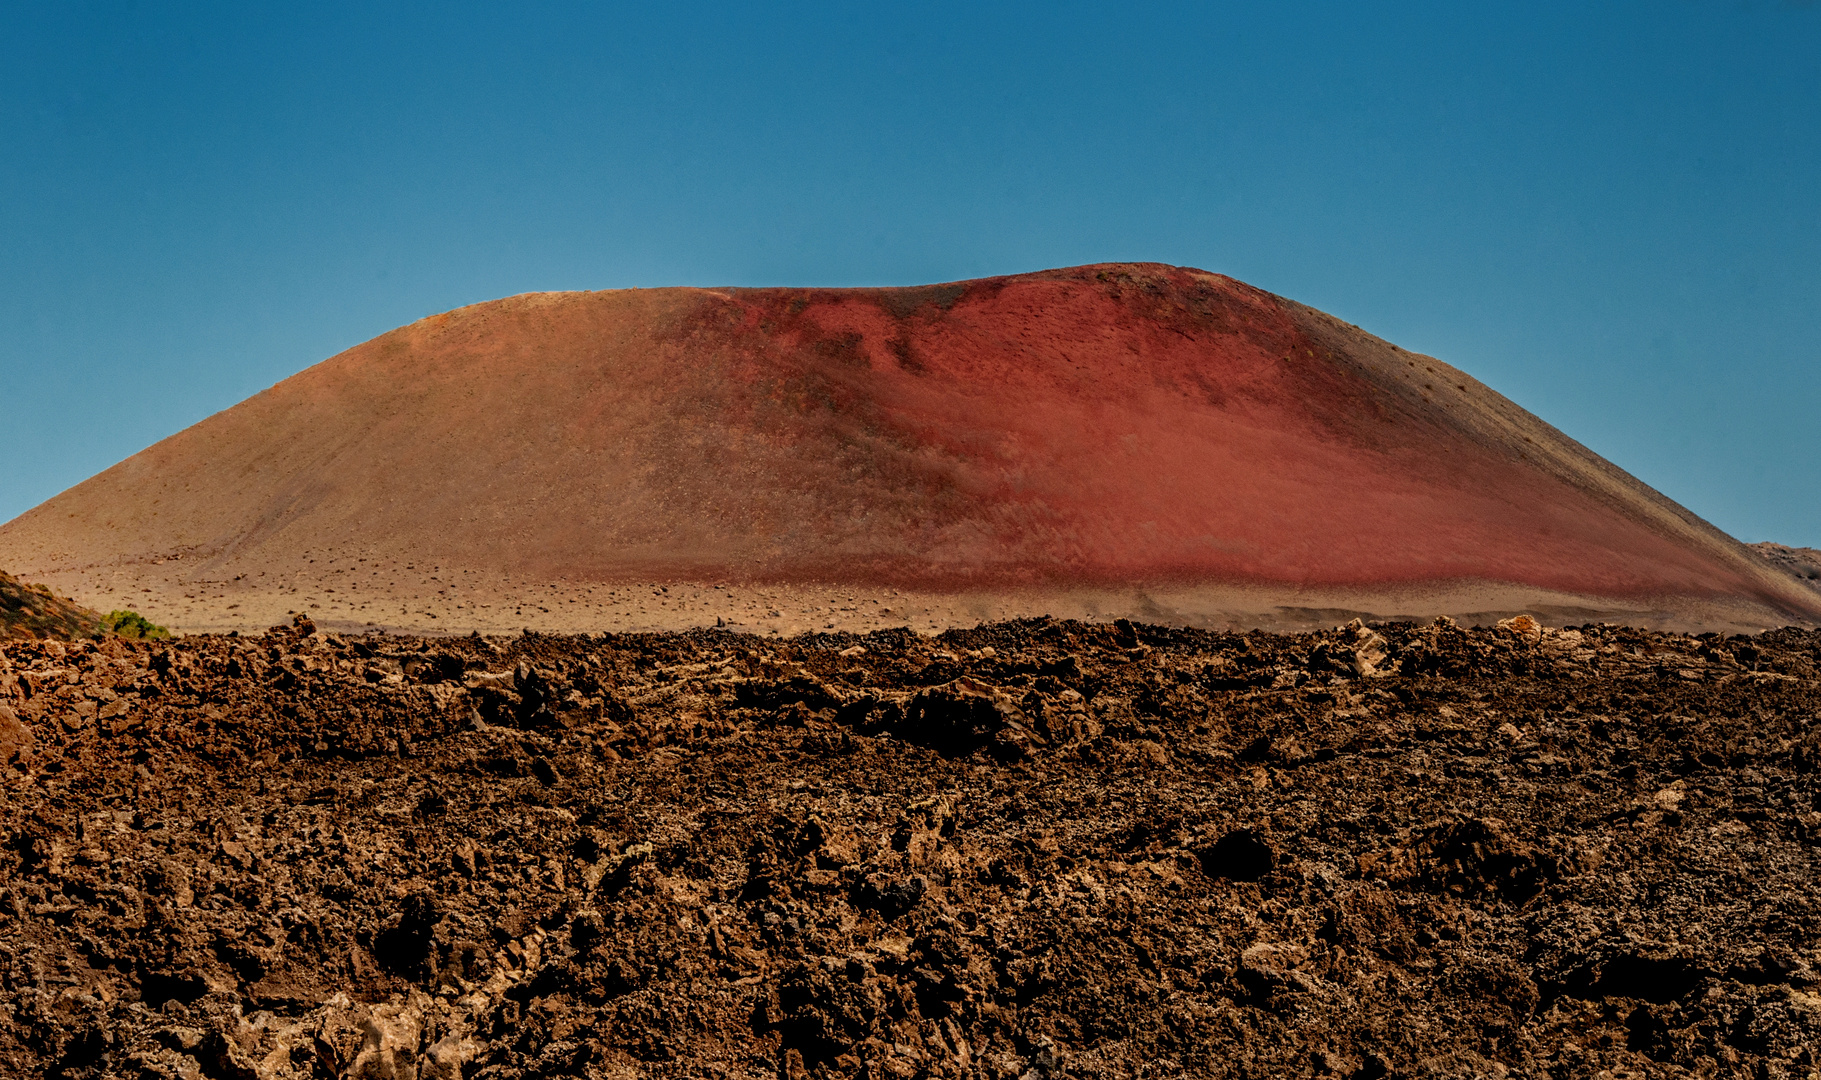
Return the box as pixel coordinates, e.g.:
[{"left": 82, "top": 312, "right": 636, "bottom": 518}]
[{"left": 2, "top": 263, "right": 1813, "bottom": 634}]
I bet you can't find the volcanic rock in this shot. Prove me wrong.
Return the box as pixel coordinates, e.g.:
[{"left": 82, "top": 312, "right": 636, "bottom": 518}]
[
  {"left": 0, "top": 704, "right": 31, "bottom": 766},
  {"left": 2, "top": 618, "right": 1819, "bottom": 1076}
]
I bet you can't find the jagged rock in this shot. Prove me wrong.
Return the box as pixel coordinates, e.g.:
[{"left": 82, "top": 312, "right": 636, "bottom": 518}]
[
  {"left": 1346, "top": 618, "right": 1392, "bottom": 676},
  {"left": 0, "top": 704, "right": 31, "bottom": 767},
  {"left": 0, "top": 618, "right": 1817, "bottom": 1077},
  {"left": 1497, "top": 613, "right": 1544, "bottom": 643},
  {"left": 897, "top": 678, "right": 1045, "bottom": 760}
]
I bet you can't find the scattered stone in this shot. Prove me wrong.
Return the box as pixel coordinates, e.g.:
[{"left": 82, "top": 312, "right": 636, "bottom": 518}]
[{"left": 0, "top": 704, "right": 32, "bottom": 767}]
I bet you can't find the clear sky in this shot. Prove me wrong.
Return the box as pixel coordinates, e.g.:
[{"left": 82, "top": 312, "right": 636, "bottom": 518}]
[{"left": 4, "top": 2, "right": 1819, "bottom": 544}]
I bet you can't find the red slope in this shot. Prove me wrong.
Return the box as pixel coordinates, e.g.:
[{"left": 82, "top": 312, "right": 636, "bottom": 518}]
[{"left": 1, "top": 263, "right": 1813, "bottom": 621}]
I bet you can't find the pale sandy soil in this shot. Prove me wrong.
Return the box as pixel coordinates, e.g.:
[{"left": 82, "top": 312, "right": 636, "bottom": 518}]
[{"left": 20, "top": 552, "right": 1805, "bottom": 639}]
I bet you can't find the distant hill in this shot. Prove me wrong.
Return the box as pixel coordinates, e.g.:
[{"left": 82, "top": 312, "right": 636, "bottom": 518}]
[
  {"left": 0, "top": 569, "right": 101, "bottom": 641},
  {"left": 1750, "top": 542, "right": 1821, "bottom": 592},
  {"left": 3, "top": 263, "right": 1816, "bottom": 633}
]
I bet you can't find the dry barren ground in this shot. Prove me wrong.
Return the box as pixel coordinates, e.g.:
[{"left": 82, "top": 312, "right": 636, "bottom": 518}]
[
  {"left": 15, "top": 552, "right": 1811, "bottom": 642},
  {"left": 2, "top": 616, "right": 1820, "bottom": 1079}
]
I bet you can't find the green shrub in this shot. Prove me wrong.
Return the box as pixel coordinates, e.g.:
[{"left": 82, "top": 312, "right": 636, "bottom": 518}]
[{"left": 103, "top": 610, "right": 170, "bottom": 640}]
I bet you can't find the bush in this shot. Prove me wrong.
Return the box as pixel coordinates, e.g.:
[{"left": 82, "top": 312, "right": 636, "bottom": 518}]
[{"left": 103, "top": 610, "right": 170, "bottom": 640}]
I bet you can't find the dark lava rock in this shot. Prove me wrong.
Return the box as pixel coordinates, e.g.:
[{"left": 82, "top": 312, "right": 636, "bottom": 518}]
[{"left": 0, "top": 617, "right": 1819, "bottom": 1078}]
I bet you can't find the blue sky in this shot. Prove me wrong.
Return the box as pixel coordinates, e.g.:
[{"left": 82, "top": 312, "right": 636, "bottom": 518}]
[{"left": 4, "top": 1, "right": 1819, "bottom": 544}]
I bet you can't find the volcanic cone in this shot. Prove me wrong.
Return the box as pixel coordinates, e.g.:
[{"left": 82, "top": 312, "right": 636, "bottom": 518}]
[{"left": 2, "top": 263, "right": 1812, "bottom": 634}]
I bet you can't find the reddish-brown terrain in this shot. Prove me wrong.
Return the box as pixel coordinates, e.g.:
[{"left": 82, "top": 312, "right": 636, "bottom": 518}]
[
  {"left": 0, "top": 570, "right": 101, "bottom": 643},
  {"left": 1751, "top": 543, "right": 1821, "bottom": 594},
  {"left": 1, "top": 263, "right": 1814, "bottom": 635},
  {"left": 4, "top": 615, "right": 1821, "bottom": 1079},
  {"left": 4, "top": 264, "right": 1821, "bottom": 1078}
]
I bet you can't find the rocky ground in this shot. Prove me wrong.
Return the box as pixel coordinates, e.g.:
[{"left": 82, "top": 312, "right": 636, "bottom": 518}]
[{"left": 1, "top": 614, "right": 1819, "bottom": 1079}]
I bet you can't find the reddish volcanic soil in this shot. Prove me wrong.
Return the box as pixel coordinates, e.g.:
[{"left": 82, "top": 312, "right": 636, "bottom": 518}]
[{"left": 0, "top": 263, "right": 1813, "bottom": 634}]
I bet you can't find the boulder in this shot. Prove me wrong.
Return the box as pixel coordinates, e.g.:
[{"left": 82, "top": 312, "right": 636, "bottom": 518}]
[{"left": 0, "top": 704, "right": 32, "bottom": 767}]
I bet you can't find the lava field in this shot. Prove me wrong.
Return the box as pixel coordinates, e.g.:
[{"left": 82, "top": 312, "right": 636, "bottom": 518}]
[{"left": 2, "top": 614, "right": 1819, "bottom": 1079}]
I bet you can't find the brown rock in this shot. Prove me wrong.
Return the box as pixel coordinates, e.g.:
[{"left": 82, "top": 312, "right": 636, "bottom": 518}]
[
  {"left": 0, "top": 617, "right": 1817, "bottom": 1077},
  {"left": 1348, "top": 619, "right": 1392, "bottom": 676},
  {"left": 0, "top": 704, "right": 31, "bottom": 766},
  {"left": 1497, "top": 613, "right": 1544, "bottom": 644}
]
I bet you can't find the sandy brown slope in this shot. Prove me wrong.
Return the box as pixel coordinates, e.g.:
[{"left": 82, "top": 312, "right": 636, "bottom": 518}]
[
  {"left": 1, "top": 263, "right": 1813, "bottom": 635},
  {"left": 1752, "top": 542, "right": 1821, "bottom": 593},
  {"left": 0, "top": 569, "right": 100, "bottom": 642}
]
